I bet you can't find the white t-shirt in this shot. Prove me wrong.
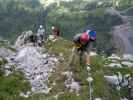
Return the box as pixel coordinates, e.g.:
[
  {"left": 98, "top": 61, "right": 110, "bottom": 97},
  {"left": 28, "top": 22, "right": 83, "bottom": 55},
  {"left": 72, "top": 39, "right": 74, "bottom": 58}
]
[{"left": 37, "top": 28, "right": 45, "bottom": 36}]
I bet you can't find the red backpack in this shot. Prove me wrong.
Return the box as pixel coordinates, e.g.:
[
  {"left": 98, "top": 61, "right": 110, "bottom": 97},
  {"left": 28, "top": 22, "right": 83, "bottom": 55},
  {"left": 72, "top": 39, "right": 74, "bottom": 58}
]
[{"left": 80, "top": 32, "right": 90, "bottom": 42}]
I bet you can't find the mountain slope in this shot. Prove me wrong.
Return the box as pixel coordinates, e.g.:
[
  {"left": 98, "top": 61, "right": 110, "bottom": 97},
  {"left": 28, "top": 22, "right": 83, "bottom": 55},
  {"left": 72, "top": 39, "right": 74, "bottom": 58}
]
[
  {"left": 43, "top": 38, "right": 133, "bottom": 100},
  {"left": 0, "top": 34, "right": 133, "bottom": 100}
]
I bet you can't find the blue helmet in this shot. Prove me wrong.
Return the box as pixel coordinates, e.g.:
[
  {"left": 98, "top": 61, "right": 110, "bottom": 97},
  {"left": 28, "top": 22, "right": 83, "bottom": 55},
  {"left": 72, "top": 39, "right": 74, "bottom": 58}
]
[{"left": 86, "top": 30, "right": 96, "bottom": 40}]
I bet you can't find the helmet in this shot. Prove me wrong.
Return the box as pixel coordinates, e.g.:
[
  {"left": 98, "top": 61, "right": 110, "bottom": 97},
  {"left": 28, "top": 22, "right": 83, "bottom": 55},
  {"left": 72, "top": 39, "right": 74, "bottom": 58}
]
[
  {"left": 86, "top": 30, "right": 91, "bottom": 34},
  {"left": 39, "top": 25, "right": 43, "bottom": 28},
  {"left": 80, "top": 32, "right": 89, "bottom": 42},
  {"left": 52, "top": 26, "right": 55, "bottom": 30}
]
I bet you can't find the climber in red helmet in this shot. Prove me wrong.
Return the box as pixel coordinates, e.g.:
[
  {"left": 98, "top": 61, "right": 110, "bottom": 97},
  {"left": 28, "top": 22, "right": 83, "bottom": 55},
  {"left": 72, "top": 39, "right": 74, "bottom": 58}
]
[{"left": 72, "top": 30, "right": 96, "bottom": 68}]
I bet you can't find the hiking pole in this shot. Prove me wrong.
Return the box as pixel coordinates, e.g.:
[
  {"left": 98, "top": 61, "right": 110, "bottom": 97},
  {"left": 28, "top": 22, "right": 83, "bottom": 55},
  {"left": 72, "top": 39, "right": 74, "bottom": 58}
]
[
  {"left": 87, "top": 77, "right": 93, "bottom": 100},
  {"left": 67, "top": 47, "right": 76, "bottom": 70}
]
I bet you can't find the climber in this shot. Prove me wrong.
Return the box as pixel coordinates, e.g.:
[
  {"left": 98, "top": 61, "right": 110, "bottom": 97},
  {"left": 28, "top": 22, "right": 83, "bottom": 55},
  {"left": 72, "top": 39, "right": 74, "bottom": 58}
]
[
  {"left": 36, "top": 25, "right": 45, "bottom": 46},
  {"left": 51, "top": 26, "right": 60, "bottom": 39},
  {"left": 72, "top": 30, "right": 96, "bottom": 68}
]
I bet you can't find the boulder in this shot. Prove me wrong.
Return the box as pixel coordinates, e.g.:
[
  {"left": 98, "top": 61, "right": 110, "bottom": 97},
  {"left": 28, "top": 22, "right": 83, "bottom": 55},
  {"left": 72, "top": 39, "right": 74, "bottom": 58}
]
[
  {"left": 121, "top": 61, "right": 133, "bottom": 68},
  {"left": 108, "top": 54, "right": 121, "bottom": 60},
  {"left": 107, "top": 63, "right": 122, "bottom": 68},
  {"left": 19, "top": 91, "right": 31, "bottom": 98},
  {"left": 63, "top": 71, "right": 81, "bottom": 94},
  {"left": 123, "top": 54, "right": 133, "bottom": 61},
  {"left": 104, "top": 75, "right": 119, "bottom": 85}
]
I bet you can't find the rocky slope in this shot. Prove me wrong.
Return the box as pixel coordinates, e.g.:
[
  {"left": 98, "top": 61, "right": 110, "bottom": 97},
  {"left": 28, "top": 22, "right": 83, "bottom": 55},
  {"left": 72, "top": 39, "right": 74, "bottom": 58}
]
[
  {"left": 0, "top": 32, "right": 133, "bottom": 100},
  {"left": 107, "top": 7, "right": 133, "bottom": 54},
  {"left": 0, "top": 32, "right": 60, "bottom": 99}
]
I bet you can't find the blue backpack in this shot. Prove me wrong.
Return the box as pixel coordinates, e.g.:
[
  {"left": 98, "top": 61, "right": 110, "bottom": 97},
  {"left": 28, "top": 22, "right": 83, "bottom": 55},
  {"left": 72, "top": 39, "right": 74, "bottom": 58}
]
[{"left": 86, "top": 30, "right": 96, "bottom": 41}]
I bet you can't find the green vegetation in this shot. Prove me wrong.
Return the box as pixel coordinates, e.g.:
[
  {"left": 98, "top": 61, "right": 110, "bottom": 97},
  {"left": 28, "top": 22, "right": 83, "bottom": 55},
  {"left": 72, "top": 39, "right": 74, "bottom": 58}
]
[
  {"left": 0, "top": 0, "right": 45, "bottom": 42},
  {"left": 0, "top": 57, "right": 31, "bottom": 100},
  {"left": 0, "top": 71, "right": 31, "bottom": 100},
  {"left": 45, "top": 0, "right": 123, "bottom": 53},
  {"left": 0, "top": 36, "right": 132, "bottom": 100},
  {"left": 0, "top": 0, "right": 133, "bottom": 100},
  {"left": 0, "top": 0, "right": 132, "bottom": 51},
  {"left": 44, "top": 38, "right": 133, "bottom": 100},
  {"left": 0, "top": 0, "right": 132, "bottom": 53},
  {"left": 0, "top": 0, "right": 125, "bottom": 51},
  {"left": 44, "top": 37, "right": 73, "bottom": 58}
]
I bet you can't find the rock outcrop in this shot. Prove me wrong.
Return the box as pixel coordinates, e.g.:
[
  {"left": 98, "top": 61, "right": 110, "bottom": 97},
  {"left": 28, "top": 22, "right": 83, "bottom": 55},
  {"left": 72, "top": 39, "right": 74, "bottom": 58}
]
[
  {"left": 63, "top": 71, "right": 81, "bottom": 95},
  {"left": 1, "top": 31, "right": 133, "bottom": 99},
  {"left": 1, "top": 31, "right": 59, "bottom": 94},
  {"left": 104, "top": 72, "right": 133, "bottom": 94},
  {"left": 105, "top": 54, "right": 133, "bottom": 68},
  {"left": 15, "top": 46, "right": 58, "bottom": 93},
  {"left": 15, "top": 31, "right": 35, "bottom": 50}
]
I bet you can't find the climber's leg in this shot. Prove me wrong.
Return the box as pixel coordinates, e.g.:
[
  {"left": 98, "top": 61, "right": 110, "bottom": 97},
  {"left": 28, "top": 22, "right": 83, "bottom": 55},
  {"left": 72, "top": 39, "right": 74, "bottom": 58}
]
[{"left": 85, "top": 52, "right": 91, "bottom": 66}]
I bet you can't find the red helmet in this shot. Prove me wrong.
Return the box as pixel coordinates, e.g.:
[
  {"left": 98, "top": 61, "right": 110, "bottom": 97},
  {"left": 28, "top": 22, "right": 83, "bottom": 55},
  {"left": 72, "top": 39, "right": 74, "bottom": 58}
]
[{"left": 80, "top": 32, "right": 89, "bottom": 42}]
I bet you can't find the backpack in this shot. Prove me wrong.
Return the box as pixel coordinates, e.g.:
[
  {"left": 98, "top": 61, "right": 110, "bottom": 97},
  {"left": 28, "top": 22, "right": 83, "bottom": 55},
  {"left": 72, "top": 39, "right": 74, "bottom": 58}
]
[
  {"left": 86, "top": 30, "right": 96, "bottom": 41},
  {"left": 80, "top": 32, "right": 90, "bottom": 42},
  {"left": 73, "top": 34, "right": 81, "bottom": 43}
]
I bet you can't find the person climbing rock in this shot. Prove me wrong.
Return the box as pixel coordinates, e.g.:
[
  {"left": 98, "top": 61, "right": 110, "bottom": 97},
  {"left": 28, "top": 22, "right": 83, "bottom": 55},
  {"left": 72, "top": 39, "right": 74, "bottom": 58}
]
[
  {"left": 72, "top": 29, "right": 96, "bottom": 68},
  {"left": 37, "top": 25, "right": 45, "bottom": 46},
  {"left": 51, "top": 26, "right": 60, "bottom": 39}
]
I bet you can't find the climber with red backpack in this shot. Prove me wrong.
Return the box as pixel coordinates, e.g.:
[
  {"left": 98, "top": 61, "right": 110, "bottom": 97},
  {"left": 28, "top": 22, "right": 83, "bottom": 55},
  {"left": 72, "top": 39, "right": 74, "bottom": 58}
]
[{"left": 72, "top": 29, "right": 96, "bottom": 68}]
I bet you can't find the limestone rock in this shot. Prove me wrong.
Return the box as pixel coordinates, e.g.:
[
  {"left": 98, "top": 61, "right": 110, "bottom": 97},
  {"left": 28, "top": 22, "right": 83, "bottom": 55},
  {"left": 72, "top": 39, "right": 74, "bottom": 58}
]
[
  {"left": 122, "top": 61, "right": 133, "bottom": 68},
  {"left": 63, "top": 71, "right": 81, "bottom": 95},
  {"left": 123, "top": 54, "right": 133, "bottom": 61},
  {"left": 14, "top": 46, "right": 58, "bottom": 93},
  {"left": 19, "top": 91, "right": 31, "bottom": 98},
  {"left": 108, "top": 54, "right": 121, "bottom": 60},
  {"left": 107, "top": 63, "right": 122, "bottom": 68},
  {"left": 0, "top": 47, "right": 15, "bottom": 58},
  {"left": 104, "top": 75, "right": 119, "bottom": 85},
  {"left": 15, "top": 31, "right": 35, "bottom": 49}
]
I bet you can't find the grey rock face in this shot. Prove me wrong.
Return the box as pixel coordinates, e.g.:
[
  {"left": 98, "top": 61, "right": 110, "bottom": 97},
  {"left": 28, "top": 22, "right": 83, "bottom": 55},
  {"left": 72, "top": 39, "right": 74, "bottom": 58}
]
[
  {"left": 63, "top": 71, "right": 81, "bottom": 95},
  {"left": 106, "top": 54, "right": 133, "bottom": 68},
  {"left": 15, "top": 31, "right": 35, "bottom": 49},
  {"left": 104, "top": 75, "right": 120, "bottom": 85},
  {"left": 104, "top": 73, "right": 133, "bottom": 95},
  {"left": 121, "top": 61, "right": 133, "bottom": 68},
  {"left": 0, "top": 47, "right": 15, "bottom": 58},
  {"left": 15, "top": 46, "right": 58, "bottom": 93},
  {"left": 123, "top": 54, "right": 133, "bottom": 61},
  {"left": 19, "top": 91, "right": 31, "bottom": 98},
  {"left": 108, "top": 54, "right": 121, "bottom": 60},
  {"left": 107, "top": 63, "right": 122, "bottom": 68},
  {"left": 0, "top": 32, "right": 59, "bottom": 94},
  {"left": 4, "top": 65, "right": 13, "bottom": 76}
]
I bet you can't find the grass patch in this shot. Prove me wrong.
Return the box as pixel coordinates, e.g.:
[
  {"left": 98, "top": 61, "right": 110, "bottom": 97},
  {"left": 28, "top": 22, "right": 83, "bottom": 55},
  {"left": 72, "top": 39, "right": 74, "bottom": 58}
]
[
  {"left": 0, "top": 71, "right": 31, "bottom": 100},
  {"left": 44, "top": 37, "right": 73, "bottom": 58},
  {"left": 31, "top": 38, "right": 132, "bottom": 99}
]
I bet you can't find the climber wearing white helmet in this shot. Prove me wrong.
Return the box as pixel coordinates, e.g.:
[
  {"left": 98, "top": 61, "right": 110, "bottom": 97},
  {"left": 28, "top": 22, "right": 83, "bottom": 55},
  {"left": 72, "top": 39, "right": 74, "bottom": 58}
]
[{"left": 37, "top": 25, "right": 45, "bottom": 46}]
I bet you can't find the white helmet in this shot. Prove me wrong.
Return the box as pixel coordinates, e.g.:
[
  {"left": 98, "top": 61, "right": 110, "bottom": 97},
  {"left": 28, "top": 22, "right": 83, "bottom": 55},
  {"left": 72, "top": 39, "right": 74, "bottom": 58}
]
[
  {"left": 39, "top": 25, "right": 43, "bottom": 28},
  {"left": 52, "top": 26, "right": 55, "bottom": 30}
]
